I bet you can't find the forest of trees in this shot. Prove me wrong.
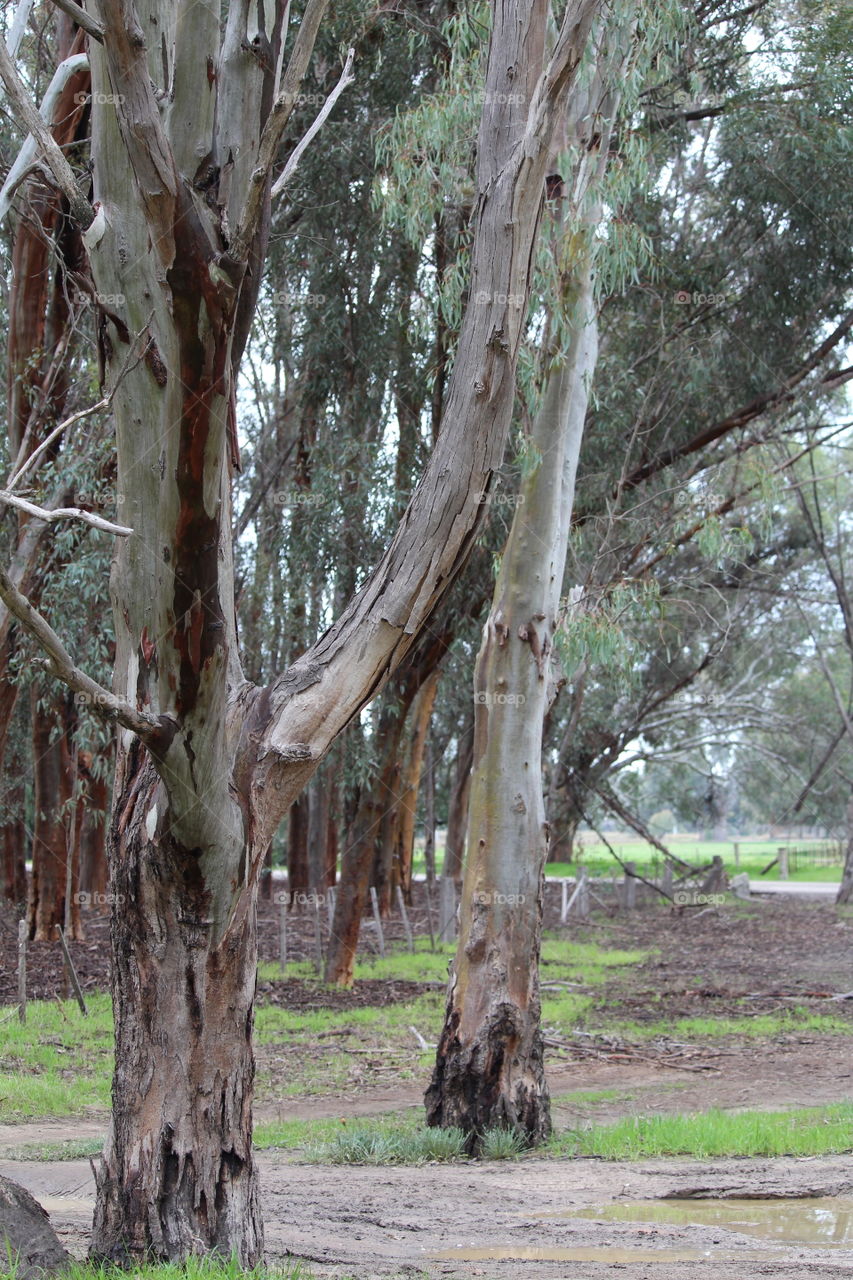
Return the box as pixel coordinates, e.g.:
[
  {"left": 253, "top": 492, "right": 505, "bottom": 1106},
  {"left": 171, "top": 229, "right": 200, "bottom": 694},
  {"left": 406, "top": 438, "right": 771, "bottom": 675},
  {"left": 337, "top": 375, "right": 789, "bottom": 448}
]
[{"left": 1, "top": 0, "right": 852, "bottom": 1263}]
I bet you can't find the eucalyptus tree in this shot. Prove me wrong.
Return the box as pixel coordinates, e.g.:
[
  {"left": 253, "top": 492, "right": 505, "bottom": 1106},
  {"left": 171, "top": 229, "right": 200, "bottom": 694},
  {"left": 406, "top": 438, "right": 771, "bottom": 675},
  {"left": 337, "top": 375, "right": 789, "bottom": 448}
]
[
  {"left": 0, "top": 0, "right": 604, "bottom": 1260},
  {"left": 424, "top": 0, "right": 686, "bottom": 1147}
]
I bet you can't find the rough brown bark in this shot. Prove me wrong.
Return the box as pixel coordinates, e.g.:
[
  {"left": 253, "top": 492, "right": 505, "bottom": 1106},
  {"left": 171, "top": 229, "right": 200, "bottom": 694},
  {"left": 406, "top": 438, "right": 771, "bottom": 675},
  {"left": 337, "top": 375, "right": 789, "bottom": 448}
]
[
  {"left": 287, "top": 795, "right": 310, "bottom": 895},
  {"left": 325, "top": 699, "right": 408, "bottom": 984},
  {"left": 91, "top": 750, "right": 261, "bottom": 1264},
  {"left": 2, "top": 814, "right": 27, "bottom": 907},
  {"left": 27, "top": 689, "right": 81, "bottom": 941},
  {"left": 394, "top": 672, "right": 440, "bottom": 902}
]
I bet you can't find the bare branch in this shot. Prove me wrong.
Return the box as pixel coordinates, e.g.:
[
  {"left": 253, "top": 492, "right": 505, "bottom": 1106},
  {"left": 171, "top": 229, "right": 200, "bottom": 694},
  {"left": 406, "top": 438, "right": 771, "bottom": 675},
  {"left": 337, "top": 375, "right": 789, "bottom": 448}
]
[
  {"left": 6, "top": 399, "right": 109, "bottom": 491},
  {"left": 7, "top": 320, "right": 149, "bottom": 490},
  {"left": 270, "top": 47, "right": 355, "bottom": 198},
  {"left": 0, "top": 39, "right": 94, "bottom": 229},
  {"left": 620, "top": 308, "right": 853, "bottom": 493},
  {"left": 0, "top": 490, "right": 132, "bottom": 536},
  {"left": 228, "top": 0, "right": 331, "bottom": 265},
  {"left": 47, "top": 0, "right": 104, "bottom": 42},
  {"left": 0, "top": 565, "right": 161, "bottom": 740},
  {"left": 0, "top": 51, "right": 90, "bottom": 221}
]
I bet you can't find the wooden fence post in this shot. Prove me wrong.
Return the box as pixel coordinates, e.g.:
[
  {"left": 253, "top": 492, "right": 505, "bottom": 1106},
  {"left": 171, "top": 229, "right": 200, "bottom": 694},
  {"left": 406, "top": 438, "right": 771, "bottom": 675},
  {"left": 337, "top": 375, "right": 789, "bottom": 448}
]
[
  {"left": 17, "top": 919, "right": 26, "bottom": 1024},
  {"left": 278, "top": 892, "right": 287, "bottom": 974},
  {"left": 396, "top": 885, "right": 414, "bottom": 952},
  {"left": 369, "top": 886, "right": 386, "bottom": 957},
  {"left": 622, "top": 861, "right": 637, "bottom": 909}
]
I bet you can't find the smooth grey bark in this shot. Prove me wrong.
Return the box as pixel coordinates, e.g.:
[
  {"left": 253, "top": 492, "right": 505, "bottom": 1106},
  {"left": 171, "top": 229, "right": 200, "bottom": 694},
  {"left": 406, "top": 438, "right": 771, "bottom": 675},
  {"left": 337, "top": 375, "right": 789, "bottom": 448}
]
[{"left": 427, "top": 18, "right": 632, "bottom": 1146}]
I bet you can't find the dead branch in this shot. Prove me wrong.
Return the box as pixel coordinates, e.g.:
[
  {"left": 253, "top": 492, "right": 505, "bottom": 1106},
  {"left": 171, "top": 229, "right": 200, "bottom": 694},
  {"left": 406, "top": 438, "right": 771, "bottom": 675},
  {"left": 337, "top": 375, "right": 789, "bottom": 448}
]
[{"left": 271, "top": 47, "right": 355, "bottom": 198}]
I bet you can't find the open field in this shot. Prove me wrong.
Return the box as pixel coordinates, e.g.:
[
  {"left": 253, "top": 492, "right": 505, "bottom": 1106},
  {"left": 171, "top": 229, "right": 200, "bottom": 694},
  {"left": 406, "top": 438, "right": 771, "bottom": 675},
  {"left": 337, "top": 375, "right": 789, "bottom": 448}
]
[{"left": 409, "top": 834, "right": 845, "bottom": 884}]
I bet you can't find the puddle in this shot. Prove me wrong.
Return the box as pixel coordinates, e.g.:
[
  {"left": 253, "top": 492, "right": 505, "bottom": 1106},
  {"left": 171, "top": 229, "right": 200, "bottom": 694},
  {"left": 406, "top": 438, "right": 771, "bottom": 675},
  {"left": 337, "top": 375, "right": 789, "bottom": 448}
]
[
  {"left": 433, "top": 1246, "right": 771, "bottom": 1262},
  {"left": 566, "top": 1197, "right": 853, "bottom": 1249},
  {"left": 433, "top": 1197, "right": 853, "bottom": 1263}
]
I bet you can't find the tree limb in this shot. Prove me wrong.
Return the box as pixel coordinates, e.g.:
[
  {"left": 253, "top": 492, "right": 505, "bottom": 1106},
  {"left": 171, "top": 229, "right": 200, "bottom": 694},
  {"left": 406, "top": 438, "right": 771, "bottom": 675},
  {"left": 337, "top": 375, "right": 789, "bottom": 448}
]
[
  {"left": 619, "top": 308, "right": 853, "bottom": 494},
  {"left": 270, "top": 47, "right": 355, "bottom": 198},
  {"left": 47, "top": 0, "right": 104, "bottom": 42},
  {"left": 228, "top": 0, "right": 331, "bottom": 265},
  {"left": 0, "top": 490, "right": 132, "bottom": 536},
  {"left": 0, "top": 38, "right": 94, "bottom": 229},
  {"left": 0, "top": 565, "right": 162, "bottom": 739}
]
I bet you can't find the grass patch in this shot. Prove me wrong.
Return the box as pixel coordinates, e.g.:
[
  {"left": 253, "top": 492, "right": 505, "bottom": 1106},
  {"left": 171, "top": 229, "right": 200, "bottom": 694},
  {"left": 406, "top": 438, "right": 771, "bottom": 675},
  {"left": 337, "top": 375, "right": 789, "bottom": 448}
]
[
  {"left": 0, "top": 1257, "right": 313, "bottom": 1280},
  {"left": 624, "top": 1008, "right": 853, "bottom": 1040},
  {"left": 312, "top": 1123, "right": 467, "bottom": 1165},
  {"left": 556, "top": 1102, "right": 853, "bottom": 1159},
  {"left": 0, "top": 995, "right": 113, "bottom": 1121},
  {"left": 254, "top": 1109, "right": 422, "bottom": 1154},
  {"left": 0, "top": 1136, "right": 104, "bottom": 1161},
  {"left": 479, "top": 1126, "right": 528, "bottom": 1159}
]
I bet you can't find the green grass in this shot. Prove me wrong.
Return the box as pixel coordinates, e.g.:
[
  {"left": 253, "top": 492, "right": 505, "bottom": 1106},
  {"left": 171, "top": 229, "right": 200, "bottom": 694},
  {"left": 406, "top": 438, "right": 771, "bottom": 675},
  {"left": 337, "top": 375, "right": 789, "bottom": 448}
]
[
  {"left": 310, "top": 1123, "right": 468, "bottom": 1164},
  {"left": 268, "top": 1101, "right": 853, "bottom": 1163},
  {"left": 536, "top": 836, "right": 842, "bottom": 883},
  {"left": 556, "top": 1102, "right": 853, "bottom": 1159},
  {"left": 0, "top": 995, "right": 113, "bottom": 1121},
  {"left": 0, "top": 1136, "right": 104, "bottom": 1161},
  {"left": 621, "top": 1008, "right": 853, "bottom": 1040},
  {"left": 0, "top": 1255, "right": 314, "bottom": 1280}
]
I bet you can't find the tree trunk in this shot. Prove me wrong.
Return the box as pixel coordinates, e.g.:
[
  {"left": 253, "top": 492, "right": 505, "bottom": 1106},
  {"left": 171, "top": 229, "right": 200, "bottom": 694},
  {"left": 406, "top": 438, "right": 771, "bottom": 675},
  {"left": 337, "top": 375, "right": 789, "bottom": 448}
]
[
  {"left": 442, "top": 723, "right": 474, "bottom": 883},
  {"left": 307, "top": 769, "right": 330, "bottom": 892},
  {"left": 287, "top": 796, "right": 310, "bottom": 896},
  {"left": 92, "top": 754, "right": 262, "bottom": 1264},
  {"left": 394, "top": 673, "right": 440, "bottom": 902},
  {"left": 325, "top": 698, "right": 408, "bottom": 984},
  {"left": 837, "top": 795, "right": 853, "bottom": 904},
  {"left": 27, "top": 689, "right": 82, "bottom": 941},
  {"left": 2, "top": 814, "right": 27, "bottom": 907},
  {"left": 78, "top": 762, "right": 109, "bottom": 901},
  {"left": 423, "top": 734, "right": 437, "bottom": 886},
  {"left": 427, "top": 82, "right": 614, "bottom": 1139}
]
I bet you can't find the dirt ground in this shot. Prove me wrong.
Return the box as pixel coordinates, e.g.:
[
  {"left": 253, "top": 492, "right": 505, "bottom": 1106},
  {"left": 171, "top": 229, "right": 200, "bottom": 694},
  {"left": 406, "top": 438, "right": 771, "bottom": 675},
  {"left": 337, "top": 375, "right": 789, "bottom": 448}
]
[
  {"left": 2, "top": 894, "right": 852, "bottom": 1277},
  {"left": 2, "top": 1149, "right": 852, "bottom": 1278}
]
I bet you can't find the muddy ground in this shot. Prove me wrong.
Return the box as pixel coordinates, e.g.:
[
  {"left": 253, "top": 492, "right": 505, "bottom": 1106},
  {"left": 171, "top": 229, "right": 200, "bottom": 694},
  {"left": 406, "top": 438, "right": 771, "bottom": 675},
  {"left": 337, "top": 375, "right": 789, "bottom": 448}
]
[
  {"left": 1, "top": 1147, "right": 852, "bottom": 1278},
  {"left": 2, "top": 894, "right": 852, "bottom": 1277}
]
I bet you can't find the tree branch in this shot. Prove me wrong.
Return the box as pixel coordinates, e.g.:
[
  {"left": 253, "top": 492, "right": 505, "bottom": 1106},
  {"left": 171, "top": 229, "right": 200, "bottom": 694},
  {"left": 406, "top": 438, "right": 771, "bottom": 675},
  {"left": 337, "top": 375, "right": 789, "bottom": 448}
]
[
  {"left": 0, "top": 490, "right": 132, "bottom": 536},
  {"left": 619, "top": 308, "right": 853, "bottom": 494},
  {"left": 0, "top": 38, "right": 94, "bottom": 229},
  {"left": 270, "top": 46, "right": 355, "bottom": 198},
  {"left": 47, "top": 0, "right": 104, "bottom": 42},
  {"left": 0, "top": 566, "right": 162, "bottom": 740},
  {"left": 228, "top": 0, "right": 331, "bottom": 265}
]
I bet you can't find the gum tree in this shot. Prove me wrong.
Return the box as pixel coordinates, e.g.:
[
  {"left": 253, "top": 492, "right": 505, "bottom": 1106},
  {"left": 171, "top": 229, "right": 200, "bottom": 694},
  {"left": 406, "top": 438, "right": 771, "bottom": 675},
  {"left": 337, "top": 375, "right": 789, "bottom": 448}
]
[
  {"left": 425, "top": 4, "right": 645, "bottom": 1148},
  {"left": 0, "top": 0, "right": 601, "bottom": 1261}
]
